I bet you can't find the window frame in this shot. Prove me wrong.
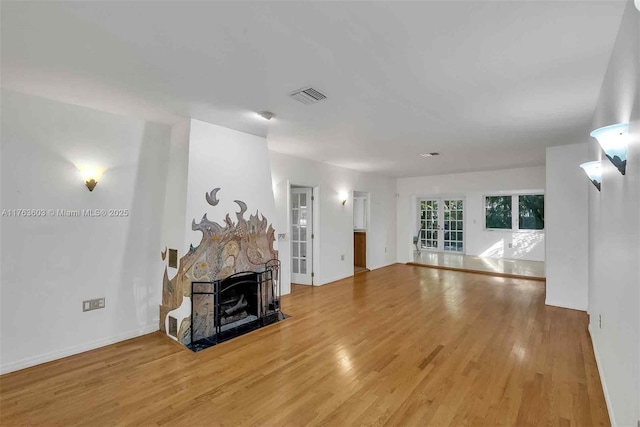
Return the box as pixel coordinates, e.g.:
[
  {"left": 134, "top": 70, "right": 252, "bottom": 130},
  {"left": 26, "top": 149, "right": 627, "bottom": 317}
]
[{"left": 483, "top": 192, "right": 545, "bottom": 232}]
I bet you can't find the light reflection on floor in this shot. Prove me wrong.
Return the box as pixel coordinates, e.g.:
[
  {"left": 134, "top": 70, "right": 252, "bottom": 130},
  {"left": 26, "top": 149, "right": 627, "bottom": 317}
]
[{"left": 413, "top": 251, "right": 545, "bottom": 279}]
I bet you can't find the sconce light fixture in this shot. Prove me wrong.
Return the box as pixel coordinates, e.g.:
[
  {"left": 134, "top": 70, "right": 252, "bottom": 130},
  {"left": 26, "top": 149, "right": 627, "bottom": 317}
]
[
  {"left": 580, "top": 161, "right": 602, "bottom": 191},
  {"left": 590, "top": 123, "right": 629, "bottom": 175},
  {"left": 257, "top": 111, "right": 276, "bottom": 121},
  {"left": 77, "top": 164, "right": 104, "bottom": 192},
  {"left": 339, "top": 191, "right": 349, "bottom": 205}
]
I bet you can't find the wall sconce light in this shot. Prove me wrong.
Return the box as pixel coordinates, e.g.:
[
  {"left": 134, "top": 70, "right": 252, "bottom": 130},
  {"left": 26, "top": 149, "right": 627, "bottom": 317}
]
[
  {"left": 257, "top": 111, "right": 276, "bottom": 121},
  {"left": 590, "top": 123, "right": 629, "bottom": 175},
  {"left": 580, "top": 161, "right": 602, "bottom": 191},
  {"left": 77, "top": 164, "right": 104, "bottom": 192},
  {"left": 339, "top": 191, "right": 349, "bottom": 205}
]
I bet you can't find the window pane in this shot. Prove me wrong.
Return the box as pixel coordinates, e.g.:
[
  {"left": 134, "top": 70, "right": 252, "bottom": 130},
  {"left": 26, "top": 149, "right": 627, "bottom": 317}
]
[
  {"left": 519, "top": 195, "right": 544, "bottom": 230},
  {"left": 485, "top": 196, "right": 512, "bottom": 229}
]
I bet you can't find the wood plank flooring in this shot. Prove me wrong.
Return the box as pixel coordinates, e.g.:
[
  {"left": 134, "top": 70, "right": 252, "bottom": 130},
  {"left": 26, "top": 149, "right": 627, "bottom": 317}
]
[{"left": 0, "top": 264, "right": 609, "bottom": 426}]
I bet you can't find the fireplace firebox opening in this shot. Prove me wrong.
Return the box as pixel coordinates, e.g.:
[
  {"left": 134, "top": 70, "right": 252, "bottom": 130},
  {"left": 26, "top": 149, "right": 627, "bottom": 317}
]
[{"left": 189, "top": 259, "right": 285, "bottom": 351}]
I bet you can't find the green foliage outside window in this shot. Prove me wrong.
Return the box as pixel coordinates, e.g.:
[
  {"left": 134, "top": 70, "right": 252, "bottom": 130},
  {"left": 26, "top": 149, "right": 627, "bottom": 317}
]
[
  {"left": 519, "top": 195, "right": 544, "bottom": 230},
  {"left": 485, "top": 196, "right": 512, "bottom": 229}
]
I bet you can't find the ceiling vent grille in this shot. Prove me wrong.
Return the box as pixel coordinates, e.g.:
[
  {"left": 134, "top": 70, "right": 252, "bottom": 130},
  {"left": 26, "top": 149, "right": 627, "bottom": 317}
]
[{"left": 288, "top": 87, "right": 327, "bottom": 105}]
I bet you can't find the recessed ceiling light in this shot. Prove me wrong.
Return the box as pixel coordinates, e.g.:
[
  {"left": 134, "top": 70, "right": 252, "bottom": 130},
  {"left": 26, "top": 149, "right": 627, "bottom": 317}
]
[
  {"left": 420, "top": 152, "right": 440, "bottom": 157},
  {"left": 256, "top": 111, "right": 276, "bottom": 121}
]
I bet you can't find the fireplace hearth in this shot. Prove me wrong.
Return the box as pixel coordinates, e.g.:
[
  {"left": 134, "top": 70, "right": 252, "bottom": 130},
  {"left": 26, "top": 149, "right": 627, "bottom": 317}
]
[{"left": 189, "top": 259, "right": 285, "bottom": 351}]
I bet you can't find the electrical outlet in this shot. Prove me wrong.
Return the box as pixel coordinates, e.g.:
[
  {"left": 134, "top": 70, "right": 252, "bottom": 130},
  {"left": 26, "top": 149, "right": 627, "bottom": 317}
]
[
  {"left": 84, "top": 298, "right": 106, "bottom": 312},
  {"left": 341, "top": 254, "right": 345, "bottom": 261},
  {"left": 508, "top": 243, "right": 513, "bottom": 248},
  {"left": 385, "top": 247, "right": 387, "bottom": 253}
]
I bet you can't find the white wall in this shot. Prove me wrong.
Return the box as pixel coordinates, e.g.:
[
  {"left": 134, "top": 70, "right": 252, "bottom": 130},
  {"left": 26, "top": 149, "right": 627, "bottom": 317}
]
[
  {"left": 587, "top": 2, "right": 639, "bottom": 425},
  {"left": 185, "top": 119, "right": 277, "bottom": 252},
  {"left": 159, "top": 120, "right": 190, "bottom": 278},
  {"left": 269, "top": 152, "right": 397, "bottom": 294},
  {"left": 545, "top": 144, "right": 589, "bottom": 311},
  {"left": 396, "top": 167, "right": 546, "bottom": 263},
  {"left": 0, "top": 90, "right": 172, "bottom": 374}
]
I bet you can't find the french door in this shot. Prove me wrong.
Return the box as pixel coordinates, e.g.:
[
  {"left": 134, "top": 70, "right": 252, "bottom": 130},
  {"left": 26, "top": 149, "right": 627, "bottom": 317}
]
[
  {"left": 419, "top": 198, "right": 465, "bottom": 253},
  {"left": 291, "top": 188, "right": 313, "bottom": 285}
]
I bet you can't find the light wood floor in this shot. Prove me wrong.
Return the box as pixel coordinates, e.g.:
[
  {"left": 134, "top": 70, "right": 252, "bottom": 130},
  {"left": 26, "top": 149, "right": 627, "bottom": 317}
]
[{"left": 0, "top": 264, "right": 608, "bottom": 426}]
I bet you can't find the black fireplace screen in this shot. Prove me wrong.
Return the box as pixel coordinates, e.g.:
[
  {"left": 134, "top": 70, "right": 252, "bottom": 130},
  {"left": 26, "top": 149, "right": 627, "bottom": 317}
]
[{"left": 190, "top": 259, "right": 283, "bottom": 351}]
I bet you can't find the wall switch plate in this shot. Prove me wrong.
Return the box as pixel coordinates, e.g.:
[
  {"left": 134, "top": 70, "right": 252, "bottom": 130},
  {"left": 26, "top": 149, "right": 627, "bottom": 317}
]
[
  {"left": 84, "top": 298, "right": 106, "bottom": 312},
  {"left": 599, "top": 314, "right": 602, "bottom": 328}
]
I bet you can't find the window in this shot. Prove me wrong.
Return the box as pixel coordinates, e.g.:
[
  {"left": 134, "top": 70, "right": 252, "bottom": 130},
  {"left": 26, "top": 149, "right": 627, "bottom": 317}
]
[
  {"left": 518, "top": 195, "right": 544, "bottom": 230},
  {"left": 485, "top": 196, "right": 512, "bottom": 229},
  {"left": 484, "top": 194, "right": 544, "bottom": 230}
]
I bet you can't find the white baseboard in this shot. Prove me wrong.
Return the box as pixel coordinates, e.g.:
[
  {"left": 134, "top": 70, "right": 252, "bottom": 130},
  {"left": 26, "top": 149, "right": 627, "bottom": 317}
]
[
  {"left": 368, "top": 262, "right": 396, "bottom": 271},
  {"left": 0, "top": 324, "right": 158, "bottom": 375},
  {"left": 544, "top": 298, "right": 587, "bottom": 312},
  {"left": 588, "top": 324, "right": 616, "bottom": 426}
]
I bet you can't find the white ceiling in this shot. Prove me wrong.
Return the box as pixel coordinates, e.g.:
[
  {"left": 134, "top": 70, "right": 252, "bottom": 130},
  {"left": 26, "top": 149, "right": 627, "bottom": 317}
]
[{"left": 1, "top": 1, "right": 627, "bottom": 177}]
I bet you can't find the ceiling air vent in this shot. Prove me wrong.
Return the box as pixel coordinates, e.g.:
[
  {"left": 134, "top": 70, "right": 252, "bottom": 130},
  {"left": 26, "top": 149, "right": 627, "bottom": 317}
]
[{"left": 288, "top": 87, "right": 327, "bottom": 105}]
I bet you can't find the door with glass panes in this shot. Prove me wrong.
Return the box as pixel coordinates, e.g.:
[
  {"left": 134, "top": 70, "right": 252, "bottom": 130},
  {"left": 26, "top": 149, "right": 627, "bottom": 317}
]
[
  {"left": 291, "top": 187, "right": 313, "bottom": 285},
  {"left": 418, "top": 198, "right": 465, "bottom": 253}
]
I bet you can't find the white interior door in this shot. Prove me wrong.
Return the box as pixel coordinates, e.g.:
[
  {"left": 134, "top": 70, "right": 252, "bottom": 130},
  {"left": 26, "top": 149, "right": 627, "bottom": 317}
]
[
  {"left": 291, "top": 188, "right": 313, "bottom": 285},
  {"left": 419, "top": 198, "right": 465, "bottom": 253}
]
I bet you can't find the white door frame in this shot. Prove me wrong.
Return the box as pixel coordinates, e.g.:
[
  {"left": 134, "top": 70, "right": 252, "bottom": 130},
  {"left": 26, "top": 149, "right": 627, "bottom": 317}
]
[
  {"left": 288, "top": 185, "right": 320, "bottom": 286},
  {"left": 353, "top": 191, "right": 371, "bottom": 268},
  {"left": 417, "top": 196, "right": 466, "bottom": 254}
]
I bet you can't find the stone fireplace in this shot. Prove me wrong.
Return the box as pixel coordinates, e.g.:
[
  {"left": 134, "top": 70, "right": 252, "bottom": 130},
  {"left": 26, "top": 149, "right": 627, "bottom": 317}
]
[
  {"left": 160, "top": 190, "right": 285, "bottom": 348},
  {"left": 190, "top": 261, "right": 282, "bottom": 351}
]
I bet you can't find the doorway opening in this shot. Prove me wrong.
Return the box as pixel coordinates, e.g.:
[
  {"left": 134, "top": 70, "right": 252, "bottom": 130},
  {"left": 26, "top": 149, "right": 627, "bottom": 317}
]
[
  {"left": 290, "top": 186, "right": 315, "bottom": 285},
  {"left": 353, "top": 191, "right": 370, "bottom": 275},
  {"left": 417, "top": 197, "right": 465, "bottom": 253}
]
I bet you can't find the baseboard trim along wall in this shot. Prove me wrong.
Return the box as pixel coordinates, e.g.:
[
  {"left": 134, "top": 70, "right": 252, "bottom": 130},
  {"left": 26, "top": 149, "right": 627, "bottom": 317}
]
[
  {"left": 544, "top": 299, "right": 587, "bottom": 312},
  {"left": 0, "top": 325, "right": 159, "bottom": 375},
  {"left": 588, "top": 324, "right": 616, "bottom": 427}
]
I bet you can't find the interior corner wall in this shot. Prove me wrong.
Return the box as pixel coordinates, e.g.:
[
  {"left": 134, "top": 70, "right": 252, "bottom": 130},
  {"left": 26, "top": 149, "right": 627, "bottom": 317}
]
[
  {"left": 159, "top": 120, "right": 190, "bottom": 271},
  {"left": 544, "top": 143, "right": 589, "bottom": 311},
  {"left": 586, "top": 2, "right": 640, "bottom": 425},
  {"left": 269, "top": 151, "right": 398, "bottom": 294},
  {"left": 396, "top": 167, "right": 546, "bottom": 264},
  {"left": 0, "top": 90, "right": 172, "bottom": 374}
]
